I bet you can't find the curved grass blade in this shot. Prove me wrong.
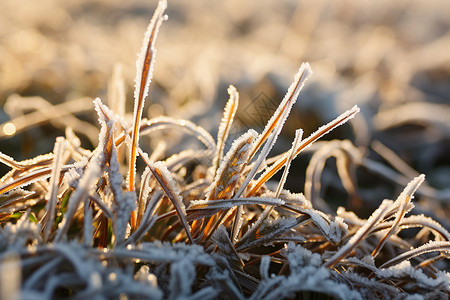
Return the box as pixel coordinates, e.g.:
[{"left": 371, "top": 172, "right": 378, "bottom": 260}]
[
  {"left": 379, "top": 241, "right": 450, "bottom": 269},
  {"left": 372, "top": 175, "right": 425, "bottom": 257}
]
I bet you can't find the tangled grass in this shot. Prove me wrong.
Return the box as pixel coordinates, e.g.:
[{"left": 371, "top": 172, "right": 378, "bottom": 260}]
[{"left": 0, "top": 1, "right": 449, "bottom": 299}]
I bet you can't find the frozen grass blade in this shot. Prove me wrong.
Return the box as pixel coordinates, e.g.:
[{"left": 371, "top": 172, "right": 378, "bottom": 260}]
[
  {"left": 230, "top": 64, "right": 312, "bottom": 242},
  {"left": 372, "top": 175, "right": 425, "bottom": 257},
  {"left": 371, "top": 214, "right": 450, "bottom": 241},
  {"left": 0, "top": 167, "right": 63, "bottom": 196},
  {"left": 213, "top": 85, "right": 240, "bottom": 172},
  {"left": 247, "top": 63, "right": 312, "bottom": 162},
  {"left": 379, "top": 241, "right": 450, "bottom": 269},
  {"left": 138, "top": 151, "right": 194, "bottom": 243},
  {"left": 128, "top": 0, "right": 167, "bottom": 192},
  {"left": 248, "top": 105, "right": 360, "bottom": 196},
  {"left": 323, "top": 200, "right": 391, "bottom": 269}
]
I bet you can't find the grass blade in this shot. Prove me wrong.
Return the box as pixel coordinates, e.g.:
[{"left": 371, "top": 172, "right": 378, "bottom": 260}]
[{"left": 128, "top": 0, "right": 167, "bottom": 192}]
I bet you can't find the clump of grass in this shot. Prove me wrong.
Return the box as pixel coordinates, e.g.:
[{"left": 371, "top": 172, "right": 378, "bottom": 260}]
[{"left": 0, "top": 1, "right": 449, "bottom": 299}]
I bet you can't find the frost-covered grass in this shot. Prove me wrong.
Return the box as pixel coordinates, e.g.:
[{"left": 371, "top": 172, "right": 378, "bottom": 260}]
[{"left": 0, "top": 1, "right": 449, "bottom": 299}]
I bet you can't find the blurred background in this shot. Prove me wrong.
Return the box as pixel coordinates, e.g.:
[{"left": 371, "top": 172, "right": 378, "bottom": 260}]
[{"left": 0, "top": 0, "right": 449, "bottom": 219}]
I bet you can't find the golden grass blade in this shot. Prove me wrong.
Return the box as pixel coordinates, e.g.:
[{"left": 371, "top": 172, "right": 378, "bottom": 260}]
[
  {"left": 0, "top": 152, "right": 24, "bottom": 170},
  {"left": 248, "top": 105, "right": 360, "bottom": 196},
  {"left": 128, "top": 0, "right": 167, "bottom": 192},
  {"left": 229, "top": 64, "right": 311, "bottom": 241},
  {"left": 247, "top": 62, "right": 312, "bottom": 162},
  {"left": 0, "top": 167, "right": 55, "bottom": 195},
  {"left": 323, "top": 200, "right": 391, "bottom": 269},
  {"left": 213, "top": 85, "right": 239, "bottom": 172},
  {"left": 0, "top": 189, "right": 36, "bottom": 213},
  {"left": 372, "top": 175, "right": 425, "bottom": 257}
]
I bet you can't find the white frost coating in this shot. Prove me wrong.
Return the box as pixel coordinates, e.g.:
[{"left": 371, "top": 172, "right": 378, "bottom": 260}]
[
  {"left": 251, "top": 247, "right": 361, "bottom": 300},
  {"left": 55, "top": 151, "right": 103, "bottom": 242},
  {"left": 189, "top": 197, "right": 284, "bottom": 209},
  {"left": 115, "top": 191, "right": 138, "bottom": 244},
  {"left": 377, "top": 260, "right": 450, "bottom": 291},
  {"left": 260, "top": 255, "right": 271, "bottom": 281},
  {"left": 169, "top": 259, "right": 196, "bottom": 299},
  {"left": 283, "top": 242, "right": 322, "bottom": 270},
  {"left": 328, "top": 216, "right": 349, "bottom": 243},
  {"left": 302, "top": 208, "right": 331, "bottom": 235}
]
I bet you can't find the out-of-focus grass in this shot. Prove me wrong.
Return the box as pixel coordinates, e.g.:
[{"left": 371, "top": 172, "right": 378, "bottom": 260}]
[{"left": 1, "top": 0, "right": 449, "bottom": 221}]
